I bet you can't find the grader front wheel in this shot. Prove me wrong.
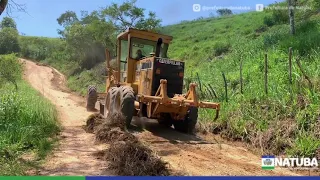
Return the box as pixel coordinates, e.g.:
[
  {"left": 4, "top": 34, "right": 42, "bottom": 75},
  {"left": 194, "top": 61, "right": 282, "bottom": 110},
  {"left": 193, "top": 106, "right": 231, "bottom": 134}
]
[
  {"left": 104, "top": 86, "right": 135, "bottom": 128},
  {"left": 104, "top": 87, "right": 119, "bottom": 115},
  {"left": 173, "top": 107, "right": 198, "bottom": 134},
  {"left": 119, "top": 86, "right": 135, "bottom": 128}
]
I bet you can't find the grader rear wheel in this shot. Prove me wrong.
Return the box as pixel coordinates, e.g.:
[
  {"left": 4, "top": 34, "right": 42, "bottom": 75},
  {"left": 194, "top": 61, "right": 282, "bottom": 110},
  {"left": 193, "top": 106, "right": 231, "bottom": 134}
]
[
  {"left": 173, "top": 107, "right": 198, "bottom": 134},
  {"left": 86, "top": 85, "right": 97, "bottom": 111},
  {"left": 157, "top": 113, "right": 173, "bottom": 127}
]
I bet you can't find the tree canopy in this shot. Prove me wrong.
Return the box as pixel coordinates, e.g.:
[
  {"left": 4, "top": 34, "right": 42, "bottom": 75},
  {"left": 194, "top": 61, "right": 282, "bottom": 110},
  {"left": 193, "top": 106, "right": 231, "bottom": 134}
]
[
  {"left": 0, "top": 17, "right": 19, "bottom": 54},
  {"left": 55, "top": 0, "right": 162, "bottom": 70},
  {"left": 0, "top": 16, "right": 16, "bottom": 29},
  {"left": 101, "top": 0, "right": 161, "bottom": 32},
  {"left": 216, "top": 9, "right": 233, "bottom": 16}
]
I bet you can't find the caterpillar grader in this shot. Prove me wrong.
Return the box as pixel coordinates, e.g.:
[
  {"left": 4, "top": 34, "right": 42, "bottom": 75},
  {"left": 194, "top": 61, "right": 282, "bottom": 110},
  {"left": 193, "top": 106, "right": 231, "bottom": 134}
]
[{"left": 88, "top": 28, "right": 220, "bottom": 134}]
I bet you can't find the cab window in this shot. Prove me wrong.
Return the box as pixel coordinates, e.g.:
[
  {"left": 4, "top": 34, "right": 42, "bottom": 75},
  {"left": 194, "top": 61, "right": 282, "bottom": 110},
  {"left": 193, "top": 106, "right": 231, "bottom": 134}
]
[
  {"left": 120, "top": 40, "right": 128, "bottom": 82},
  {"left": 120, "top": 40, "right": 128, "bottom": 71},
  {"left": 130, "top": 38, "right": 155, "bottom": 60}
]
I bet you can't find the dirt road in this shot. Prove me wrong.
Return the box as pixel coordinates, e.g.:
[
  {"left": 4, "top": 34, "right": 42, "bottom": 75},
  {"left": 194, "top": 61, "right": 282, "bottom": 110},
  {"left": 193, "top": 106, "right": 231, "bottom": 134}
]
[
  {"left": 22, "top": 59, "right": 300, "bottom": 176},
  {"left": 23, "top": 59, "right": 112, "bottom": 175}
]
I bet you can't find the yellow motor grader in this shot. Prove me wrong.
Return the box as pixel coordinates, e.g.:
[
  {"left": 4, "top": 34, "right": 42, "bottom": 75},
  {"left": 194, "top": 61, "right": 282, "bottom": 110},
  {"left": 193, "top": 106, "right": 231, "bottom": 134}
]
[{"left": 90, "top": 28, "right": 220, "bottom": 133}]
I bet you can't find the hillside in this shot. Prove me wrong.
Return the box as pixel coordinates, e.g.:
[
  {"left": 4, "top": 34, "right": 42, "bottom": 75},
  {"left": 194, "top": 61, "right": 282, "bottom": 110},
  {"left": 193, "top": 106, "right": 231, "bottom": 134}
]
[
  {"left": 159, "top": 3, "right": 320, "bottom": 157},
  {"left": 14, "top": 1, "right": 320, "bottom": 158}
]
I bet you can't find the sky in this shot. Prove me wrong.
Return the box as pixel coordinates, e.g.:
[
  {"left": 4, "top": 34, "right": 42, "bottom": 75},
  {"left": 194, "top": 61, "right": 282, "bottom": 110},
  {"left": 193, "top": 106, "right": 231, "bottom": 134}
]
[{"left": 0, "top": 0, "right": 282, "bottom": 37}]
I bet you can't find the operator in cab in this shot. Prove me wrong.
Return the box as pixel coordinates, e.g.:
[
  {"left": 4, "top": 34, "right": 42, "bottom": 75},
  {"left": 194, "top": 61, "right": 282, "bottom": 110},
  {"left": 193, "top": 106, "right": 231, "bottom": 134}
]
[{"left": 135, "top": 49, "right": 145, "bottom": 60}]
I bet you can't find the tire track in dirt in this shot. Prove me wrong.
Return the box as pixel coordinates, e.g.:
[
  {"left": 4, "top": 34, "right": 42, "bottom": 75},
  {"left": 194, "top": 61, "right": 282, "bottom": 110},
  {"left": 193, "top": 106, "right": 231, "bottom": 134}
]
[
  {"left": 22, "top": 59, "right": 113, "bottom": 176},
  {"left": 132, "top": 118, "right": 300, "bottom": 176}
]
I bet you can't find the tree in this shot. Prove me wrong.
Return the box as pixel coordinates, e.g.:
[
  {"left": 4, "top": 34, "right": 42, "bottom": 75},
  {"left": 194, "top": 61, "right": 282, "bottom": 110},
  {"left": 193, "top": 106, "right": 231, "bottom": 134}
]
[
  {"left": 0, "top": 54, "right": 21, "bottom": 89},
  {"left": 0, "top": 16, "right": 16, "bottom": 29},
  {"left": 57, "top": 11, "right": 79, "bottom": 37},
  {"left": 57, "top": 10, "right": 116, "bottom": 70},
  {"left": 0, "top": 27, "right": 20, "bottom": 54},
  {"left": 56, "top": 1, "right": 162, "bottom": 70},
  {"left": 216, "top": 9, "right": 233, "bottom": 16},
  {"left": 101, "top": 0, "right": 161, "bottom": 31},
  {"left": 57, "top": 11, "right": 79, "bottom": 27},
  {"left": 0, "top": 16, "right": 19, "bottom": 54}
]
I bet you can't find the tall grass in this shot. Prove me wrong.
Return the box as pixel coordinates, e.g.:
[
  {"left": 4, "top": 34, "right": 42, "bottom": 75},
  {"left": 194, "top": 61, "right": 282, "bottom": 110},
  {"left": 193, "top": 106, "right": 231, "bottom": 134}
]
[
  {"left": 0, "top": 81, "right": 59, "bottom": 175},
  {"left": 162, "top": 7, "right": 320, "bottom": 157}
]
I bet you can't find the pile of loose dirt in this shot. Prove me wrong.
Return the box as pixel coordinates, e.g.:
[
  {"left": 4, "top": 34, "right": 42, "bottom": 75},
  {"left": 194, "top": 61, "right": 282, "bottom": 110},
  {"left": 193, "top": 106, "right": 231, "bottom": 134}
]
[
  {"left": 86, "top": 113, "right": 171, "bottom": 176},
  {"left": 85, "top": 113, "right": 105, "bottom": 133}
]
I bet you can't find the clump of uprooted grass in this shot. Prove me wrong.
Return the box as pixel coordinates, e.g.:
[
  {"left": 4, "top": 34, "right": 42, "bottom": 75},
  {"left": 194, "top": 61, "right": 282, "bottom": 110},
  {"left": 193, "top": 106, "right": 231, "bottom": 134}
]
[
  {"left": 85, "top": 113, "right": 171, "bottom": 176},
  {"left": 249, "top": 119, "right": 297, "bottom": 155},
  {"left": 106, "top": 140, "right": 170, "bottom": 176}
]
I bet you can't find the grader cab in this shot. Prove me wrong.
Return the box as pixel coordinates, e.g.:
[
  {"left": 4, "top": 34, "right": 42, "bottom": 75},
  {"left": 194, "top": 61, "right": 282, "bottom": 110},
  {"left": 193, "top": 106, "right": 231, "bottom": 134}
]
[{"left": 91, "top": 28, "right": 220, "bottom": 134}]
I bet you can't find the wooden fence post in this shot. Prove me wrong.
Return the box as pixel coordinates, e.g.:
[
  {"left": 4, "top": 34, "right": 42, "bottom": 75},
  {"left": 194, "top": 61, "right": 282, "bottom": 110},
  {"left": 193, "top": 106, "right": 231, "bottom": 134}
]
[
  {"left": 264, "top": 53, "right": 268, "bottom": 95},
  {"left": 222, "top": 72, "right": 228, "bottom": 102}
]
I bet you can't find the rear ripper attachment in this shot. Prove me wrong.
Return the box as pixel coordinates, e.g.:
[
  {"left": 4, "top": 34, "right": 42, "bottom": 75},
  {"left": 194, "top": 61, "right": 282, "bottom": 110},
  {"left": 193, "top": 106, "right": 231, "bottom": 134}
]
[{"left": 87, "top": 28, "right": 220, "bottom": 134}]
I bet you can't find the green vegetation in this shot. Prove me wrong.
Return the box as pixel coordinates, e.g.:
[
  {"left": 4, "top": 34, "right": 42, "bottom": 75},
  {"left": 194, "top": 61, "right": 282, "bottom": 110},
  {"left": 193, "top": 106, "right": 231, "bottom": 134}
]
[
  {"left": 0, "top": 54, "right": 59, "bottom": 175},
  {"left": 0, "top": 53, "right": 22, "bottom": 88},
  {"left": 161, "top": 1, "right": 320, "bottom": 156},
  {"left": 1, "top": 0, "right": 319, "bottom": 158},
  {"left": 16, "top": 0, "right": 161, "bottom": 96}
]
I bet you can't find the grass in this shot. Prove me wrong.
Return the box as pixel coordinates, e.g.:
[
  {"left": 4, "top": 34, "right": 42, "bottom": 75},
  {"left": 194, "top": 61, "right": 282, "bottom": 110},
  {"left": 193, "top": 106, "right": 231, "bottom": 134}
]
[
  {"left": 160, "top": 3, "right": 320, "bottom": 157},
  {"left": 17, "top": 1, "right": 320, "bottom": 157},
  {"left": 0, "top": 81, "right": 59, "bottom": 175}
]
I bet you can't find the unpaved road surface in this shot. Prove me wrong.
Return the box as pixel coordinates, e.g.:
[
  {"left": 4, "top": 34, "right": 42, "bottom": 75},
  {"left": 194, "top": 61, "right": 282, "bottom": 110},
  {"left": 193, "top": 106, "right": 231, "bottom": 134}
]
[
  {"left": 132, "top": 118, "right": 301, "bottom": 176},
  {"left": 23, "top": 59, "right": 300, "bottom": 176},
  {"left": 23, "top": 59, "right": 112, "bottom": 175}
]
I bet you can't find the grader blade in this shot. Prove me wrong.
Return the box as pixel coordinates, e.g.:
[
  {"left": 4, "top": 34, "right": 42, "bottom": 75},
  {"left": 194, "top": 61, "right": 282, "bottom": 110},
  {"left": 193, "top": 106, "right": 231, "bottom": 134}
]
[{"left": 136, "top": 79, "right": 220, "bottom": 120}]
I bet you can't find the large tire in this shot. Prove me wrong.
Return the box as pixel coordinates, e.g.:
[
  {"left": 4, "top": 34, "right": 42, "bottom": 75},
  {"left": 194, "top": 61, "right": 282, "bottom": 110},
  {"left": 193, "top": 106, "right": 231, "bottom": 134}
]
[
  {"left": 173, "top": 107, "right": 198, "bottom": 134},
  {"left": 104, "top": 87, "right": 120, "bottom": 115},
  {"left": 119, "top": 86, "right": 135, "bottom": 128},
  {"left": 87, "top": 85, "right": 97, "bottom": 111},
  {"left": 157, "top": 113, "right": 173, "bottom": 127}
]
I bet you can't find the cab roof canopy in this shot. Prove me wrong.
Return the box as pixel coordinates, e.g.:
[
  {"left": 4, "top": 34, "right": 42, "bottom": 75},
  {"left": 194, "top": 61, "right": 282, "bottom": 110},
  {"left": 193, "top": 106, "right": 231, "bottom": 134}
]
[{"left": 117, "top": 28, "right": 173, "bottom": 44}]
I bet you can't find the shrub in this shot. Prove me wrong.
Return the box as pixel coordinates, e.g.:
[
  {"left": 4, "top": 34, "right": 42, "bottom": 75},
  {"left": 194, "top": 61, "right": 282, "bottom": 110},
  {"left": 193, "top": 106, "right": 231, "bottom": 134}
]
[
  {"left": 272, "top": 10, "right": 289, "bottom": 24},
  {"left": 213, "top": 42, "right": 231, "bottom": 56},
  {"left": 0, "top": 28, "right": 20, "bottom": 54},
  {"left": 263, "top": 15, "right": 275, "bottom": 27},
  {"left": 0, "top": 54, "right": 22, "bottom": 89}
]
